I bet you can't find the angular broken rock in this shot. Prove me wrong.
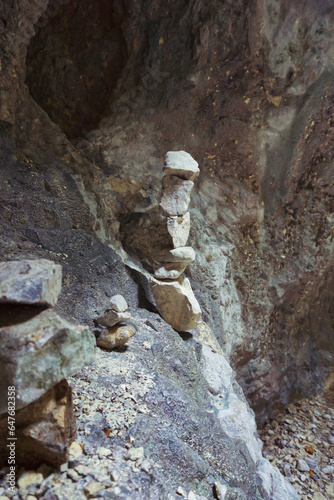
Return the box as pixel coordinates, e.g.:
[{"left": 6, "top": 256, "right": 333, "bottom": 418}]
[
  {"left": 159, "top": 176, "right": 194, "bottom": 216},
  {"left": 97, "top": 324, "right": 136, "bottom": 350},
  {"left": 0, "top": 309, "right": 95, "bottom": 414},
  {"left": 0, "top": 259, "right": 62, "bottom": 307},
  {"left": 0, "top": 380, "right": 76, "bottom": 468},
  {"left": 167, "top": 212, "right": 191, "bottom": 248},
  {"left": 163, "top": 151, "right": 200, "bottom": 181},
  {"left": 154, "top": 262, "right": 188, "bottom": 280},
  {"left": 109, "top": 294, "right": 128, "bottom": 312},
  {"left": 156, "top": 246, "right": 195, "bottom": 264},
  {"left": 97, "top": 310, "right": 131, "bottom": 327},
  {"left": 150, "top": 275, "right": 201, "bottom": 331}
]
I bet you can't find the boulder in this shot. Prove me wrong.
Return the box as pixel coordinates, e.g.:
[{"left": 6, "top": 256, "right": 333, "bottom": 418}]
[
  {"left": 156, "top": 246, "right": 195, "bottom": 264},
  {"left": 163, "top": 151, "right": 200, "bottom": 181},
  {"left": 159, "top": 177, "right": 194, "bottom": 216},
  {"left": 153, "top": 262, "right": 188, "bottom": 280},
  {"left": 97, "top": 310, "right": 131, "bottom": 327},
  {"left": 109, "top": 294, "right": 128, "bottom": 312},
  {"left": 97, "top": 324, "right": 136, "bottom": 349},
  {"left": 0, "top": 380, "right": 76, "bottom": 468},
  {"left": 166, "top": 212, "right": 191, "bottom": 248},
  {"left": 150, "top": 275, "right": 201, "bottom": 331},
  {"left": 0, "top": 259, "right": 62, "bottom": 307},
  {"left": 0, "top": 309, "right": 95, "bottom": 414}
]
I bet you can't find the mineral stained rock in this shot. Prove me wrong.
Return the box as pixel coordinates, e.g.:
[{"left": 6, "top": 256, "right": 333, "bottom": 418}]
[
  {"left": 0, "top": 380, "right": 76, "bottom": 469},
  {"left": 0, "top": 309, "right": 96, "bottom": 414},
  {"left": 0, "top": 259, "right": 62, "bottom": 307},
  {"left": 150, "top": 275, "right": 201, "bottom": 331},
  {"left": 96, "top": 323, "right": 136, "bottom": 349}
]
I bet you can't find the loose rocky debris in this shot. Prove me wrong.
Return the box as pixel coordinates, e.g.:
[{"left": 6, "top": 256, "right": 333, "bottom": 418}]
[
  {"left": 0, "top": 309, "right": 297, "bottom": 499},
  {"left": 258, "top": 395, "right": 334, "bottom": 500}
]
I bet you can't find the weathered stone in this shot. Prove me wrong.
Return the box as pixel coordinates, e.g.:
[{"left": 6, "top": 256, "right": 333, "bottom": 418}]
[
  {"left": 0, "top": 259, "right": 62, "bottom": 307},
  {"left": 97, "top": 324, "right": 136, "bottom": 349},
  {"left": 0, "top": 380, "right": 76, "bottom": 469},
  {"left": 109, "top": 294, "right": 128, "bottom": 312},
  {"left": 0, "top": 310, "right": 95, "bottom": 414},
  {"left": 159, "top": 177, "right": 194, "bottom": 216},
  {"left": 167, "top": 212, "right": 191, "bottom": 248},
  {"left": 156, "top": 246, "right": 195, "bottom": 264},
  {"left": 163, "top": 151, "right": 200, "bottom": 181},
  {"left": 18, "top": 472, "right": 43, "bottom": 490},
  {"left": 150, "top": 275, "right": 201, "bottom": 331},
  {"left": 297, "top": 459, "right": 310, "bottom": 472},
  {"left": 214, "top": 482, "right": 227, "bottom": 500},
  {"left": 97, "top": 309, "right": 131, "bottom": 327},
  {"left": 153, "top": 262, "right": 187, "bottom": 280},
  {"left": 67, "top": 441, "right": 83, "bottom": 460}
]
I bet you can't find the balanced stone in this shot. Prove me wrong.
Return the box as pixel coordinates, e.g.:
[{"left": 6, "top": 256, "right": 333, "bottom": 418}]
[
  {"left": 109, "top": 294, "right": 128, "bottom": 312},
  {"left": 167, "top": 212, "right": 191, "bottom": 248},
  {"left": 97, "top": 324, "right": 136, "bottom": 350},
  {"left": 97, "top": 310, "right": 131, "bottom": 327},
  {"left": 0, "top": 259, "right": 62, "bottom": 307},
  {"left": 163, "top": 151, "right": 200, "bottom": 181},
  {"left": 153, "top": 262, "right": 188, "bottom": 280},
  {"left": 159, "top": 176, "right": 194, "bottom": 216},
  {"left": 0, "top": 309, "right": 95, "bottom": 414},
  {"left": 156, "top": 246, "right": 195, "bottom": 264},
  {"left": 150, "top": 275, "right": 201, "bottom": 331}
]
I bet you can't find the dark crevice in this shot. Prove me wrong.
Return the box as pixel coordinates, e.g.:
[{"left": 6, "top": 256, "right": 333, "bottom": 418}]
[{"left": 0, "top": 304, "right": 47, "bottom": 327}]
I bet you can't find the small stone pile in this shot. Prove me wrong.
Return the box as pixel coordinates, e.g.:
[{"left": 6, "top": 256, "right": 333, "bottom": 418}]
[
  {"left": 0, "top": 259, "right": 96, "bottom": 469},
  {"left": 259, "top": 395, "right": 334, "bottom": 499},
  {"left": 96, "top": 294, "right": 136, "bottom": 349},
  {"left": 149, "top": 151, "right": 202, "bottom": 332}
]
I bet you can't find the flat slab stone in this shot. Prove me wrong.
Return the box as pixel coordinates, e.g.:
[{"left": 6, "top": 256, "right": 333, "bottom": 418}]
[
  {"left": 156, "top": 246, "right": 195, "bottom": 264},
  {"left": 153, "top": 262, "right": 188, "bottom": 280},
  {"left": 163, "top": 151, "right": 200, "bottom": 181},
  {"left": 0, "top": 259, "right": 62, "bottom": 307},
  {"left": 167, "top": 212, "right": 191, "bottom": 248},
  {"left": 97, "top": 310, "right": 131, "bottom": 327},
  {"left": 0, "top": 309, "right": 95, "bottom": 414},
  {"left": 150, "top": 275, "right": 201, "bottom": 331},
  {"left": 159, "top": 177, "right": 194, "bottom": 217}
]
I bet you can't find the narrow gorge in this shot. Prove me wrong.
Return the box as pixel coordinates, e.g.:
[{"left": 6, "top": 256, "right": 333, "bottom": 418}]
[{"left": 0, "top": 1, "right": 333, "bottom": 499}]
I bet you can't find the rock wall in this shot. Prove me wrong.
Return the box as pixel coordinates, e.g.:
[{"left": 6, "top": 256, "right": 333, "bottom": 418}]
[{"left": 0, "top": 0, "right": 333, "bottom": 426}]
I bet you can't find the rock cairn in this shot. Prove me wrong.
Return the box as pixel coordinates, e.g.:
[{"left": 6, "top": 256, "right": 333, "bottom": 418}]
[
  {"left": 96, "top": 294, "right": 136, "bottom": 349},
  {"left": 0, "top": 259, "right": 96, "bottom": 469},
  {"left": 149, "top": 151, "right": 202, "bottom": 331}
]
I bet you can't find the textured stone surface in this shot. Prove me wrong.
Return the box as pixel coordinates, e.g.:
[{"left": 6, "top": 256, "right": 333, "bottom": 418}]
[
  {"left": 97, "top": 309, "right": 131, "bottom": 328},
  {"left": 159, "top": 177, "right": 194, "bottom": 217},
  {"left": 156, "top": 246, "right": 196, "bottom": 264},
  {"left": 97, "top": 324, "right": 136, "bottom": 350},
  {"left": 110, "top": 294, "right": 128, "bottom": 312},
  {"left": 167, "top": 212, "right": 191, "bottom": 248},
  {"left": 150, "top": 276, "right": 201, "bottom": 331},
  {"left": 153, "top": 262, "right": 187, "bottom": 280},
  {"left": 0, "top": 259, "right": 62, "bottom": 307},
  {"left": 0, "top": 310, "right": 95, "bottom": 414},
  {"left": 0, "top": 380, "right": 76, "bottom": 469},
  {"left": 163, "top": 151, "right": 200, "bottom": 181}
]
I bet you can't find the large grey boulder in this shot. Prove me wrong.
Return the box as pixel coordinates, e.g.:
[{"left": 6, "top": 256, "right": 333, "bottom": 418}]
[
  {"left": 0, "top": 259, "right": 62, "bottom": 307},
  {"left": 0, "top": 309, "right": 95, "bottom": 414}
]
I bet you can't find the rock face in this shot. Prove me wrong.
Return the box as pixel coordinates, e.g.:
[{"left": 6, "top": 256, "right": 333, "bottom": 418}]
[{"left": 0, "top": 259, "right": 62, "bottom": 307}]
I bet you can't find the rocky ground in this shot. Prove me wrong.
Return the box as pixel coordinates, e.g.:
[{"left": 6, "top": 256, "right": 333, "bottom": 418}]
[{"left": 259, "top": 396, "right": 334, "bottom": 500}]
